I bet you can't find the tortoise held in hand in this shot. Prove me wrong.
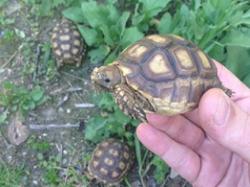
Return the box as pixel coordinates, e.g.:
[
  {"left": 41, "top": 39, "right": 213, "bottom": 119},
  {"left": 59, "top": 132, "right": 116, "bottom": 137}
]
[
  {"left": 87, "top": 138, "right": 133, "bottom": 185},
  {"left": 91, "top": 34, "right": 232, "bottom": 121},
  {"left": 51, "top": 19, "right": 86, "bottom": 67}
]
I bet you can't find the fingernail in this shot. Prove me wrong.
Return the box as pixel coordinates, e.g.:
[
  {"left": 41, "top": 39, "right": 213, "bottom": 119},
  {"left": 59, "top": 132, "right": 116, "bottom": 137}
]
[{"left": 213, "top": 93, "right": 230, "bottom": 126}]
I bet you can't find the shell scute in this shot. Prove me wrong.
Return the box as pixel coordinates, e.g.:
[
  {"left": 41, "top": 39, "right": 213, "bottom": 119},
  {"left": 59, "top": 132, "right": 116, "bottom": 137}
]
[
  {"left": 115, "top": 34, "right": 224, "bottom": 116},
  {"left": 51, "top": 19, "right": 86, "bottom": 67},
  {"left": 88, "top": 139, "right": 132, "bottom": 185}
]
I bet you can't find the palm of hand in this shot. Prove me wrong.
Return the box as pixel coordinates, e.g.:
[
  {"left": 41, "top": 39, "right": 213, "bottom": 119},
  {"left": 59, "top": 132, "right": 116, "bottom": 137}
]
[{"left": 137, "top": 61, "right": 250, "bottom": 187}]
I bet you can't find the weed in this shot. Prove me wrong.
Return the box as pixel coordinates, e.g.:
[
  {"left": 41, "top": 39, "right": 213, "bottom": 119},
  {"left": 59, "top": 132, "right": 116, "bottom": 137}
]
[
  {"left": 0, "top": 81, "right": 46, "bottom": 124},
  {"left": 151, "top": 156, "right": 170, "bottom": 183},
  {"left": 40, "top": 156, "right": 61, "bottom": 185},
  {"left": 85, "top": 93, "right": 137, "bottom": 143},
  {"left": 0, "top": 10, "right": 16, "bottom": 43},
  {"left": 63, "top": 0, "right": 145, "bottom": 64},
  {"left": 28, "top": 138, "right": 51, "bottom": 153},
  {"left": 38, "top": 154, "right": 88, "bottom": 186},
  {"left": 22, "top": 0, "right": 77, "bottom": 17},
  {"left": 0, "top": 163, "right": 24, "bottom": 187}
]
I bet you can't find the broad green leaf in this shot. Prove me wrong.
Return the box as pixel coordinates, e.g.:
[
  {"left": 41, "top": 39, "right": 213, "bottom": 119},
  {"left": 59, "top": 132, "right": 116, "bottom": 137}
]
[
  {"left": 38, "top": 0, "right": 52, "bottom": 17},
  {"left": 139, "top": 0, "right": 170, "bottom": 18},
  {"left": 22, "top": 100, "right": 35, "bottom": 111},
  {"left": 81, "top": 1, "right": 119, "bottom": 28},
  {"left": 224, "top": 46, "right": 250, "bottom": 80},
  {"left": 88, "top": 45, "right": 110, "bottom": 63},
  {"left": 105, "top": 3, "right": 120, "bottom": 23},
  {"left": 31, "top": 87, "right": 44, "bottom": 102},
  {"left": 208, "top": 42, "right": 226, "bottom": 62},
  {"left": 104, "top": 48, "right": 119, "bottom": 65},
  {"left": 158, "top": 13, "right": 173, "bottom": 34},
  {"left": 100, "top": 25, "right": 115, "bottom": 46},
  {"left": 77, "top": 25, "right": 99, "bottom": 46},
  {"left": 221, "top": 29, "right": 250, "bottom": 48},
  {"left": 119, "top": 11, "right": 130, "bottom": 37},
  {"left": 194, "top": 0, "right": 201, "bottom": 11},
  {"left": 81, "top": 1, "right": 106, "bottom": 28},
  {"left": 113, "top": 109, "right": 130, "bottom": 124},
  {"left": 131, "top": 4, "right": 145, "bottom": 25},
  {"left": 52, "top": 0, "right": 66, "bottom": 7},
  {"left": 180, "top": 4, "right": 190, "bottom": 21},
  {"left": 120, "top": 27, "right": 144, "bottom": 48},
  {"left": 85, "top": 116, "right": 107, "bottom": 142},
  {"left": 243, "top": 73, "right": 250, "bottom": 87},
  {"left": 0, "top": 0, "right": 7, "bottom": 8},
  {"left": 152, "top": 156, "right": 170, "bottom": 183},
  {"left": 94, "top": 93, "right": 115, "bottom": 111},
  {"left": 63, "top": 7, "right": 85, "bottom": 23},
  {"left": 0, "top": 110, "right": 8, "bottom": 124}
]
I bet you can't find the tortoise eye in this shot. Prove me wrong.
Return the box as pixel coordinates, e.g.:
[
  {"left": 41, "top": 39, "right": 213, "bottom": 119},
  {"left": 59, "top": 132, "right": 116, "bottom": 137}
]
[{"left": 104, "top": 78, "right": 110, "bottom": 83}]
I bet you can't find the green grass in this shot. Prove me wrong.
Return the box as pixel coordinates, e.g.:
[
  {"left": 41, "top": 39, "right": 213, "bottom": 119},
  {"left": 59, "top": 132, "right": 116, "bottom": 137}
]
[
  {"left": 0, "top": 163, "right": 24, "bottom": 187},
  {"left": 0, "top": 81, "right": 46, "bottom": 124}
]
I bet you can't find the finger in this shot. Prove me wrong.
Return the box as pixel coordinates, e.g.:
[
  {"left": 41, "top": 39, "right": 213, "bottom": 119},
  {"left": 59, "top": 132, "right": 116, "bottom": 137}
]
[
  {"left": 184, "top": 61, "right": 250, "bottom": 125},
  {"left": 198, "top": 88, "right": 250, "bottom": 162},
  {"left": 136, "top": 124, "right": 200, "bottom": 182},
  {"left": 146, "top": 114, "right": 205, "bottom": 150}
]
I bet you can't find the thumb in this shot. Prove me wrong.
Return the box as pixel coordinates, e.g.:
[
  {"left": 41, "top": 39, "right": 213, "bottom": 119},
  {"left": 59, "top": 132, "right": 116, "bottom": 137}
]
[{"left": 199, "top": 88, "right": 250, "bottom": 162}]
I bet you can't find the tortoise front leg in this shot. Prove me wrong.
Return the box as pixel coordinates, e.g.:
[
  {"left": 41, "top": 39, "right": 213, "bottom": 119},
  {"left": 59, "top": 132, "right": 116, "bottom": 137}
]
[{"left": 113, "top": 85, "right": 155, "bottom": 122}]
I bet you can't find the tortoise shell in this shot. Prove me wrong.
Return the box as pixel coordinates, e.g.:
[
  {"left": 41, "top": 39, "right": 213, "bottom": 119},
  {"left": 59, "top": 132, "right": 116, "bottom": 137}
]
[
  {"left": 87, "top": 138, "right": 133, "bottom": 185},
  {"left": 91, "top": 34, "right": 231, "bottom": 121},
  {"left": 51, "top": 19, "right": 86, "bottom": 67}
]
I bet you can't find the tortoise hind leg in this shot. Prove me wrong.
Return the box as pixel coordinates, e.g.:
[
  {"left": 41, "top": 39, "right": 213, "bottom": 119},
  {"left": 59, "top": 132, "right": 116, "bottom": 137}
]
[
  {"left": 113, "top": 85, "right": 155, "bottom": 122},
  {"left": 222, "top": 86, "right": 233, "bottom": 97},
  {"left": 213, "top": 80, "right": 233, "bottom": 97}
]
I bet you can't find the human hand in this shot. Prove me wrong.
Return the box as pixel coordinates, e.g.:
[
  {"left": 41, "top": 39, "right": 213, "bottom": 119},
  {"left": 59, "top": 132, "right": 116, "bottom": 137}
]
[{"left": 136, "top": 61, "right": 250, "bottom": 187}]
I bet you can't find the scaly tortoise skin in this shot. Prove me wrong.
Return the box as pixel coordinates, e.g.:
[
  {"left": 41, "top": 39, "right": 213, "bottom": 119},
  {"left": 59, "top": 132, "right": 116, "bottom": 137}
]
[
  {"left": 91, "top": 34, "right": 232, "bottom": 121},
  {"left": 87, "top": 138, "right": 133, "bottom": 185},
  {"left": 51, "top": 19, "right": 86, "bottom": 67}
]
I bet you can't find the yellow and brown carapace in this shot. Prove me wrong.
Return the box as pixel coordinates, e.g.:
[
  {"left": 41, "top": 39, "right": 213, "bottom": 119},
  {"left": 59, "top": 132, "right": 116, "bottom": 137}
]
[{"left": 91, "top": 34, "right": 232, "bottom": 122}]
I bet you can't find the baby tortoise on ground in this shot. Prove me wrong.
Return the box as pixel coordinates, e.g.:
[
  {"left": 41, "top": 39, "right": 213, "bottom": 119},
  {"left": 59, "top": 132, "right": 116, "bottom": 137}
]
[
  {"left": 91, "top": 34, "right": 232, "bottom": 122},
  {"left": 51, "top": 19, "right": 86, "bottom": 68},
  {"left": 87, "top": 138, "right": 133, "bottom": 185}
]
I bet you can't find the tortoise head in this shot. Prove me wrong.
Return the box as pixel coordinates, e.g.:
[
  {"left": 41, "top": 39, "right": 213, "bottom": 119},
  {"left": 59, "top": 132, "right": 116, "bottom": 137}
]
[{"left": 91, "top": 65, "right": 122, "bottom": 91}]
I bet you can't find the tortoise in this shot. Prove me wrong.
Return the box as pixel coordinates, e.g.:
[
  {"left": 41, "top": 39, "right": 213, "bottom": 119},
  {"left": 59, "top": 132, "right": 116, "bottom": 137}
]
[
  {"left": 87, "top": 138, "right": 133, "bottom": 185},
  {"left": 51, "top": 19, "right": 86, "bottom": 68},
  {"left": 91, "top": 34, "right": 232, "bottom": 122}
]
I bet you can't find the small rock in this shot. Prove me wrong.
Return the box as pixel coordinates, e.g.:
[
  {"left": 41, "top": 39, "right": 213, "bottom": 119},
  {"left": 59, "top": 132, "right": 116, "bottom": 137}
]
[
  {"left": 7, "top": 155, "right": 12, "bottom": 163},
  {"left": 22, "top": 151, "right": 27, "bottom": 156},
  {"left": 58, "top": 107, "right": 64, "bottom": 113},
  {"left": 7, "top": 114, "right": 30, "bottom": 146},
  {"left": 63, "top": 150, "right": 68, "bottom": 155},
  {"left": 32, "top": 180, "right": 38, "bottom": 185}
]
